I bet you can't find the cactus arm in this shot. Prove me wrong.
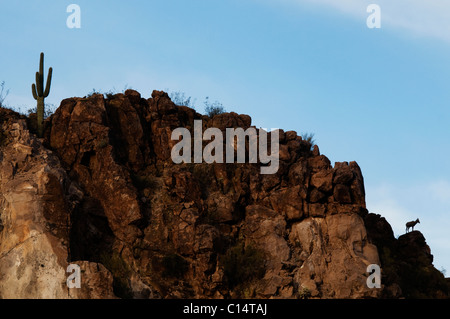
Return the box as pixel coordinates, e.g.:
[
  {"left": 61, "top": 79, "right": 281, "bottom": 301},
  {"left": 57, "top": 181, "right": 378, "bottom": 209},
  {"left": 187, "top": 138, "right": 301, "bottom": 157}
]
[
  {"left": 36, "top": 72, "right": 43, "bottom": 96},
  {"left": 32, "top": 84, "right": 38, "bottom": 100},
  {"left": 43, "top": 67, "right": 52, "bottom": 97}
]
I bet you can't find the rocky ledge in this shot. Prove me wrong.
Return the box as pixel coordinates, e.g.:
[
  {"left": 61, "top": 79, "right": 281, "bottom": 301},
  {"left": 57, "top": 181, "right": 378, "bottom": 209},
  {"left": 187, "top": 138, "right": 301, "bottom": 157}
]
[{"left": 0, "top": 90, "right": 448, "bottom": 298}]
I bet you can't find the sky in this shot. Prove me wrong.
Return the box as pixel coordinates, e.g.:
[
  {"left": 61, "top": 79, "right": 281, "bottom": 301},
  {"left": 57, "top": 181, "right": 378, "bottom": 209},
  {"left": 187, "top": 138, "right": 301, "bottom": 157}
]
[{"left": 1, "top": 0, "right": 449, "bottom": 274}]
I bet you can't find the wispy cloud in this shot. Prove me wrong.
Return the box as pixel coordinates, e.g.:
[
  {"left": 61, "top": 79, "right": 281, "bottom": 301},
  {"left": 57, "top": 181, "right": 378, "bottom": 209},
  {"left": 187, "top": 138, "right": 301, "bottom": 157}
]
[{"left": 280, "top": 0, "right": 450, "bottom": 43}]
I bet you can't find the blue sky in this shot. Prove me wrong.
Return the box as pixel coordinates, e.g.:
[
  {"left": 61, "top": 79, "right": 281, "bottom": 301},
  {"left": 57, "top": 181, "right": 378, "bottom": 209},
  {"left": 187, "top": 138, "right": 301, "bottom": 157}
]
[{"left": 1, "top": 0, "right": 450, "bottom": 274}]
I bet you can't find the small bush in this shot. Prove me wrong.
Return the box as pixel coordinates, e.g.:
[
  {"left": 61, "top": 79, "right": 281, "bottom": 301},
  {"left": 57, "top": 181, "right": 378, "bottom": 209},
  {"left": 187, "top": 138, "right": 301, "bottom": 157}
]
[
  {"left": 221, "top": 242, "right": 265, "bottom": 289},
  {"left": 122, "top": 84, "right": 132, "bottom": 92},
  {"left": 301, "top": 132, "right": 315, "bottom": 150},
  {"left": 301, "top": 132, "right": 315, "bottom": 145},
  {"left": 87, "top": 86, "right": 130, "bottom": 99},
  {"left": 0, "top": 81, "right": 9, "bottom": 108},
  {"left": 204, "top": 97, "right": 225, "bottom": 117},
  {"left": 104, "top": 90, "right": 116, "bottom": 99},
  {"left": 167, "top": 91, "right": 227, "bottom": 116},
  {"left": 86, "top": 88, "right": 101, "bottom": 97},
  {"left": 169, "top": 91, "right": 196, "bottom": 109},
  {"left": 26, "top": 103, "right": 56, "bottom": 119}
]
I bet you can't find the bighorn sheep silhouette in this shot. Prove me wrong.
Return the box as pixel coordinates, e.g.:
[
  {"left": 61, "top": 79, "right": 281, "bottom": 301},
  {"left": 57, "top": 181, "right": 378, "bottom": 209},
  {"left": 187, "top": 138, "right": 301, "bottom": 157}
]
[{"left": 406, "top": 218, "right": 420, "bottom": 233}]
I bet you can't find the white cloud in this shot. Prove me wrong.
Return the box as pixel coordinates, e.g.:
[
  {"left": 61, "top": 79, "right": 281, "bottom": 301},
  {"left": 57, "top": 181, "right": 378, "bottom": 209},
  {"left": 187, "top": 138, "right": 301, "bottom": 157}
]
[{"left": 278, "top": 0, "right": 450, "bottom": 43}]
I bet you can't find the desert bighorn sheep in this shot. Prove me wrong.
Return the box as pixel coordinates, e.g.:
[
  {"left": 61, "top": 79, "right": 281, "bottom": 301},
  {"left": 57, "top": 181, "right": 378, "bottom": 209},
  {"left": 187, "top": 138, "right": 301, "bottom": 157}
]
[{"left": 406, "top": 218, "right": 420, "bottom": 233}]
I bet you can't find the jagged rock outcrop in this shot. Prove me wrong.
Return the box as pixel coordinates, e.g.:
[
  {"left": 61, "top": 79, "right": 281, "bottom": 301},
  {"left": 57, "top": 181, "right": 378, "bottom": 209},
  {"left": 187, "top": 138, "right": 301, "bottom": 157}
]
[
  {"left": 0, "top": 90, "right": 448, "bottom": 299},
  {"left": 0, "top": 110, "right": 115, "bottom": 298},
  {"left": 364, "top": 213, "right": 450, "bottom": 298}
]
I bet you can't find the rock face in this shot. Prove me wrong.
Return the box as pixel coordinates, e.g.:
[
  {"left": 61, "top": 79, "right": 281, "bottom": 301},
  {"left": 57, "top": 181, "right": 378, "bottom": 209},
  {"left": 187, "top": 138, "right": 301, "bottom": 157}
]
[
  {"left": 0, "top": 110, "right": 115, "bottom": 298},
  {"left": 364, "top": 214, "right": 450, "bottom": 298},
  {"left": 0, "top": 91, "right": 448, "bottom": 298}
]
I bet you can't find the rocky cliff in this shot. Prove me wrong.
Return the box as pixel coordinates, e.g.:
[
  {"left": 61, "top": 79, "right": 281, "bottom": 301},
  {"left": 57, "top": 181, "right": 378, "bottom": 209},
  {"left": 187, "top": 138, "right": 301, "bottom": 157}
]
[{"left": 0, "top": 90, "right": 448, "bottom": 298}]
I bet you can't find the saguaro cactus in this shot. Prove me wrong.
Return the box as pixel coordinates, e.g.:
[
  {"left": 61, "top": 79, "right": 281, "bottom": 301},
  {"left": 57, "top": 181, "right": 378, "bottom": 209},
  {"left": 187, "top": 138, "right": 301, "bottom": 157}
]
[{"left": 31, "top": 52, "right": 52, "bottom": 137}]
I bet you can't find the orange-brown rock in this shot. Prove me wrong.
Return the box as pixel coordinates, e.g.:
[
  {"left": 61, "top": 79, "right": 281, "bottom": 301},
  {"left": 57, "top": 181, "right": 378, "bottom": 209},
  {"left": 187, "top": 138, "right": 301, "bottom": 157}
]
[
  {"left": 0, "top": 90, "right": 448, "bottom": 299},
  {"left": 0, "top": 115, "right": 115, "bottom": 298}
]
